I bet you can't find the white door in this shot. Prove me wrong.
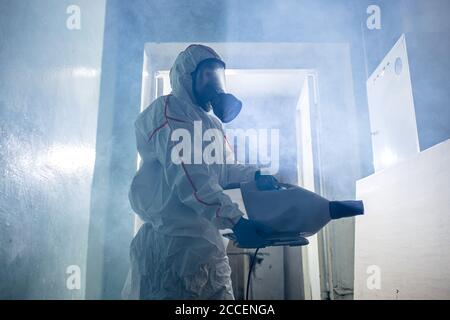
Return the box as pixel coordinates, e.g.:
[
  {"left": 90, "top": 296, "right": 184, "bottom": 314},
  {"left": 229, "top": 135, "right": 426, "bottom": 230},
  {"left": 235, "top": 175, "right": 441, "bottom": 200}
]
[{"left": 367, "top": 34, "right": 420, "bottom": 172}]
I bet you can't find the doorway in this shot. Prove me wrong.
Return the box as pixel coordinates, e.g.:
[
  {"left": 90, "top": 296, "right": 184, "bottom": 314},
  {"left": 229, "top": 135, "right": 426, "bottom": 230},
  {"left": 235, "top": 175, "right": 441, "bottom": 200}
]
[{"left": 137, "top": 42, "right": 360, "bottom": 299}]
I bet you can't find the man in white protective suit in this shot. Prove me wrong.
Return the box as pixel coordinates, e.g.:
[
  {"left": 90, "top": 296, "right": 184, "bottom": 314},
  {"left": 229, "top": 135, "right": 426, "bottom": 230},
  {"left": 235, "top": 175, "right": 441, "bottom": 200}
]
[{"left": 125, "top": 44, "right": 273, "bottom": 299}]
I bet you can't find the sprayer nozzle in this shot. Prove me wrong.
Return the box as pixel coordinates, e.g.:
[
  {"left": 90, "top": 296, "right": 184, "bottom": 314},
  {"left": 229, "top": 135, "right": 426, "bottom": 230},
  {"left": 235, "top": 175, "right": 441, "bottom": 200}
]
[{"left": 329, "top": 200, "right": 364, "bottom": 220}]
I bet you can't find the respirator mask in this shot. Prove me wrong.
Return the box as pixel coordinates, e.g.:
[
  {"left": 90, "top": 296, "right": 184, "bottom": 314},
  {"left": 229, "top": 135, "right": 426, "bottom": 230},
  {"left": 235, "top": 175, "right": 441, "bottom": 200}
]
[{"left": 192, "top": 58, "right": 242, "bottom": 123}]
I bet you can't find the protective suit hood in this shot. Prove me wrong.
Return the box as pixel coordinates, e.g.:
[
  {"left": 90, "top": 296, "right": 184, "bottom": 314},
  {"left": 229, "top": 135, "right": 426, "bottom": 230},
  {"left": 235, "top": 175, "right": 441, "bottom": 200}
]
[{"left": 169, "top": 44, "right": 225, "bottom": 106}]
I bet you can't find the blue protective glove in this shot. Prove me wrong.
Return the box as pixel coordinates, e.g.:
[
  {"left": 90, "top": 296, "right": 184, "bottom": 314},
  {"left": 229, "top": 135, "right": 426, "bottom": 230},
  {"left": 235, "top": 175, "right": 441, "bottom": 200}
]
[
  {"left": 232, "top": 217, "right": 274, "bottom": 248},
  {"left": 255, "top": 170, "right": 280, "bottom": 191}
]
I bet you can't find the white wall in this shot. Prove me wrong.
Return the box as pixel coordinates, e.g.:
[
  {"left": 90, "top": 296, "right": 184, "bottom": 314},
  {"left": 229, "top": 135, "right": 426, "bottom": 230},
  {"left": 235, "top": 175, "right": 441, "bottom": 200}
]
[{"left": 355, "top": 139, "right": 450, "bottom": 299}]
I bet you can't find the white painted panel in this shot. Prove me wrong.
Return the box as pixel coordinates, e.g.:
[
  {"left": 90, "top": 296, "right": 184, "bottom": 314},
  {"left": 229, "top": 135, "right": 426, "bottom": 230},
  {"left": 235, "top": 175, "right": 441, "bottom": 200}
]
[
  {"left": 367, "top": 34, "right": 420, "bottom": 171},
  {"left": 355, "top": 139, "right": 450, "bottom": 299}
]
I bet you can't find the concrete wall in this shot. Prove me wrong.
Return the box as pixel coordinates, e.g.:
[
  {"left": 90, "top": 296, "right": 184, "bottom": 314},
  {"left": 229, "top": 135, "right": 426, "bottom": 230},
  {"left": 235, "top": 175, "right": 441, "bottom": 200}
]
[
  {"left": 360, "top": 0, "right": 450, "bottom": 150},
  {"left": 0, "top": 0, "right": 106, "bottom": 299}
]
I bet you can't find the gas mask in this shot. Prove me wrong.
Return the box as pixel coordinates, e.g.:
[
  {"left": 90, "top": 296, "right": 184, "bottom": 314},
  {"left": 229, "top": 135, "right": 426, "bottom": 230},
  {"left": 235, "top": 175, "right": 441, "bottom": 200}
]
[{"left": 192, "top": 58, "right": 242, "bottom": 123}]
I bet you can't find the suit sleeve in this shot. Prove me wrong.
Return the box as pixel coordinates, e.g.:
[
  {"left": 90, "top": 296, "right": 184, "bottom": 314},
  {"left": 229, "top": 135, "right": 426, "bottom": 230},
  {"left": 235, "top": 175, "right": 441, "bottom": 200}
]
[
  {"left": 222, "top": 164, "right": 259, "bottom": 189},
  {"left": 221, "top": 134, "right": 259, "bottom": 189}
]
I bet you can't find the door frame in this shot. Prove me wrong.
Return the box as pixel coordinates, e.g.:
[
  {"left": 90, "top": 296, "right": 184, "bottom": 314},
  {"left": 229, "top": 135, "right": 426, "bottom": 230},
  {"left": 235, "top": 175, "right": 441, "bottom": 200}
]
[{"left": 139, "top": 42, "right": 360, "bottom": 299}]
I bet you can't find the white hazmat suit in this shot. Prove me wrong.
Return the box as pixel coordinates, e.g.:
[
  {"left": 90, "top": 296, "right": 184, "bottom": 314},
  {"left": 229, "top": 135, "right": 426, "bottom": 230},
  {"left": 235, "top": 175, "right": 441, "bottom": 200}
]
[{"left": 126, "top": 45, "right": 259, "bottom": 299}]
